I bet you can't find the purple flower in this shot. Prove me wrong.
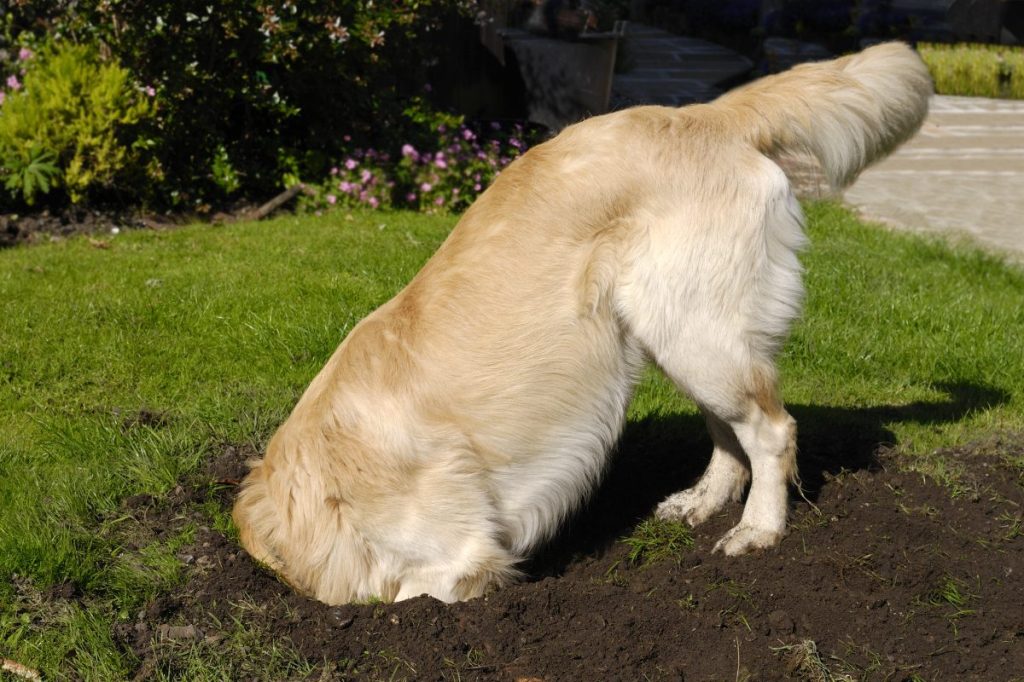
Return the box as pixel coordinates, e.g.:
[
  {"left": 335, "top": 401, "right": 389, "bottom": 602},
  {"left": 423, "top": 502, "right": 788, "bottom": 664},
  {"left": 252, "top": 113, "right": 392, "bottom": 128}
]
[
  {"left": 509, "top": 137, "right": 522, "bottom": 149},
  {"left": 462, "top": 128, "right": 475, "bottom": 141},
  {"left": 339, "top": 181, "right": 353, "bottom": 193},
  {"left": 6, "top": 75, "right": 21, "bottom": 91},
  {"left": 437, "top": 124, "right": 446, "bottom": 133},
  {"left": 360, "top": 169, "right": 372, "bottom": 183},
  {"left": 18, "top": 47, "right": 33, "bottom": 61},
  {"left": 344, "top": 158, "right": 357, "bottom": 170},
  {"left": 326, "top": 194, "right": 337, "bottom": 205},
  {"left": 420, "top": 182, "right": 432, "bottom": 192},
  {"left": 401, "top": 143, "right": 418, "bottom": 159},
  {"left": 406, "top": 192, "right": 417, "bottom": 203},
  {"left": 368, "top": 196, "right": 380, "bottom": 208},
  {"left": 490, "top": 121, "right": 501, "bottom": 131},
  {"left": 435, "top": 158, "right": 447, "bottom": 169}
]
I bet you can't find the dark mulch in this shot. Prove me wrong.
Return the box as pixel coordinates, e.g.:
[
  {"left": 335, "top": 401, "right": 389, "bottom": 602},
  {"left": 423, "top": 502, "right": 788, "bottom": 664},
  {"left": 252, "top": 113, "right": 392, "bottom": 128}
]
[
  {"left": 0, "top": 208, "right": 154, "bottom": 247},
  {"left": 95, "top": 423, "right": 1024, "bottom": 681}
]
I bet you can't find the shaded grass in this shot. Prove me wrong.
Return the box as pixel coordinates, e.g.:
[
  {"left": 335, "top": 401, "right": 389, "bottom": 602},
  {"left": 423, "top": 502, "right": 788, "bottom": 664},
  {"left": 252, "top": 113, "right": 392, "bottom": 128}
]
[{"left": 0, "top": 202, "right": 1023, "bottom": 677}]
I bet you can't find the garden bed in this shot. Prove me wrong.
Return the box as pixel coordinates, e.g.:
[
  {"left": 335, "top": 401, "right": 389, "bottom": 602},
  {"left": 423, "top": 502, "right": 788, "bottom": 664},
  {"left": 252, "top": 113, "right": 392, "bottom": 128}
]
[{"left": 92, "top": 435, "right": 1024, "bottom": 680}]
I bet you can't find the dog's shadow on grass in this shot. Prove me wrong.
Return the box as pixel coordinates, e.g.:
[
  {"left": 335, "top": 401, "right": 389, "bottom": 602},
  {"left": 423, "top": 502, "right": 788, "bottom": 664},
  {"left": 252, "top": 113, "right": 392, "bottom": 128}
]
[{"left": 525, "top": 380, "right": 1009, "bottom": 578}]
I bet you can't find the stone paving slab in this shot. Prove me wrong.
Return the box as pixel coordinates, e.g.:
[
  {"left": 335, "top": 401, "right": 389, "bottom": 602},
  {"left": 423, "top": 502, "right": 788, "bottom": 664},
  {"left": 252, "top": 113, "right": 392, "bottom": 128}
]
[
  {"left": 845, "top": 95, "right": 1024, "bottom": 260},
  {"left": 612, "top": 24, "right": 752, "bottom": 107}
]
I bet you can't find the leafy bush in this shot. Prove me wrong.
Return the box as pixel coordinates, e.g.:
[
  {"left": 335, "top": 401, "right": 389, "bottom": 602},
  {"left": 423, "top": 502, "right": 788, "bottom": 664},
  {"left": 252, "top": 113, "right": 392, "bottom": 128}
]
[
  {"left": 0, "top": 1, "right": 479, "bottom": 208},
  {"left": 0, "top": 1, "right": 477, "bottom": 209},
  {"left": 919, "top": 43, "right": 1024, "bottom": 100},
  {"left": 0, "top": 42, "right": 154, "bottom": 205}
]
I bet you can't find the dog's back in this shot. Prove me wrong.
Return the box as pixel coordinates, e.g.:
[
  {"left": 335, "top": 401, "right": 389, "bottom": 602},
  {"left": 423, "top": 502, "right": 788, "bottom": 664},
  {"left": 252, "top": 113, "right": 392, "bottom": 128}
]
[{"left": 234, "top": 43, "right": 931, "bottom": 605}]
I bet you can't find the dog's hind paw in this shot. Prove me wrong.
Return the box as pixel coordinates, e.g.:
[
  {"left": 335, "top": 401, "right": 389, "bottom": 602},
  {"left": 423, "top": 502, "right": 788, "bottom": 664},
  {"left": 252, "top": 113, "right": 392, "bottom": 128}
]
[
  {"left": 655, "top": 487, "right": 720, "bottom": 527},
  {"left": 712, "top": 524, "right": 783, "bottom": 556}
]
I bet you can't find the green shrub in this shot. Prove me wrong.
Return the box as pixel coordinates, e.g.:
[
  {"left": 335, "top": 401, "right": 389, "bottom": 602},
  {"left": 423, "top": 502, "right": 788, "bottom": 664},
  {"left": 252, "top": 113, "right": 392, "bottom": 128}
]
[
  {"left": 3, "top": 2, "right": 477, "bottom": 209},
  {"left": 0, "top": 42, "right": 153, "bottom": 205},
  {"left": 918, "top": 43, "right": 1024, "bottom": 100}
]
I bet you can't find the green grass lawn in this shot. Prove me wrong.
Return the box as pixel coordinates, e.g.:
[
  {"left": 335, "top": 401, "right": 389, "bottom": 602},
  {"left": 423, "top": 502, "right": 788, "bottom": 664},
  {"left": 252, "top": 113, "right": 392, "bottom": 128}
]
[{"left": 1, "top": 203, "right": 1022, "bottom": 678}]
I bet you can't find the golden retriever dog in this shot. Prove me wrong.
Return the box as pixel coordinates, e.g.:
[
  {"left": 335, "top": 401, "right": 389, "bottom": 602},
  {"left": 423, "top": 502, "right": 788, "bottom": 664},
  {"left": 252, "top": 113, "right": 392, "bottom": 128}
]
[{"left": 234, "top": 43, "right": 932, "bottom": 604}]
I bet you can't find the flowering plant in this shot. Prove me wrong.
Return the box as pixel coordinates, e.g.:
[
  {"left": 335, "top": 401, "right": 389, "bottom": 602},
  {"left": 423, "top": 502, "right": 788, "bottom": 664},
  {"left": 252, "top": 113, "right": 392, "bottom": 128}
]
[{"left": 308, "top": 120, "right": 534, "bottom": 214}]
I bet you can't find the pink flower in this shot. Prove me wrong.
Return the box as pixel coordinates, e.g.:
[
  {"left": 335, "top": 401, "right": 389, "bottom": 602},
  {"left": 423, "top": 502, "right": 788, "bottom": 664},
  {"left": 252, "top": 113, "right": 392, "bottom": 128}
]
[
  {"left": 6, "top": 75, "right": 21, "bottom": 91},
  {"left": 360, "top": 169, "right": 372, "bottom": 183},
  {"left": 434, "top": 158, "right": 447, "bottom": 169},
  {"left": 509, "top": 137, "right": 522, "bottom": 149},
  {"left": 461, "top": 128, "right": 475, "bottom": 141},
  {"left": 18, "top": 47, "right": 32, "bottom": 61},
  {"left": 401, "top": 143, "right": 417, "bottom": 158},
  {"left": 473, "top": 183, "right": 482, "bottom": 191},
  {"left": 326, "top": 194, "right": 337, "bottom": 205},
  {"left": 405, "top": 192, "right": 417, "bottom": 202},
  {"left": 343, "top": 134, "right": 351, "bottom": 142},
  {"left": 344, "top": 158, "right": 357, "bottom": 170},
  {"left": 143, "top": 85, "right": 156, "bottom": 97},
  {"left": 368, "top": 196, "right": 379, "bottom": 208},
  {"left": 434, "top": 195, "right": 445, "bottom": 206},
  {"left": 420, "top": 182, "right": 432, "bottom": 192},
  {"left": 330, "top": 166, "right": 339, "bottom": 176},
  {"left": 339, "top": 181, "right": 353, "bottom": 192}
]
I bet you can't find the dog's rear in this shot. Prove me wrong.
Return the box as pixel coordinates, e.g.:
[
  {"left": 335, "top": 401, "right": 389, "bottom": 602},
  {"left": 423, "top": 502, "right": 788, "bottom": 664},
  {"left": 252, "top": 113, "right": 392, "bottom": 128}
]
[{"left": 234, "top": 43, "right": 931, "bottom": 604}]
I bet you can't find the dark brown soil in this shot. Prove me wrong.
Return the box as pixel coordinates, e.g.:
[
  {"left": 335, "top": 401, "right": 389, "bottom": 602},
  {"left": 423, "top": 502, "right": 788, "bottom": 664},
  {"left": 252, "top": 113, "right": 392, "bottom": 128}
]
[{"left": 99, "top": 423, "right": 1024, "bottom": 681}]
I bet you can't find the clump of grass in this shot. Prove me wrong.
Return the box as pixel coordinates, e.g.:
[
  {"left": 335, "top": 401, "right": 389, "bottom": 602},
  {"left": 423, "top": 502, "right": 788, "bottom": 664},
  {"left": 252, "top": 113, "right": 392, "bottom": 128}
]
[
  {"left": 917, "top": 574, "right": 977, "bottom": 636},
  {"left": 918, "top": 43, "right": 1024, "bottom": 99},
  {"left": 922, "top": 574, "right": 975, "bottom": 613},
  {"left": 773, "top": 640, "right": 857, "bottom": 682},
  {"left": 621, "top": 518, "right": 694, "bottom": 566}
]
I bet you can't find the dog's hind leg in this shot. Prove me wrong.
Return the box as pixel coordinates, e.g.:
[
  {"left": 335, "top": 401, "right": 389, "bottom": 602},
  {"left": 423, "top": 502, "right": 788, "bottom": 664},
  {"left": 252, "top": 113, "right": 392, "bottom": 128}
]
[
  {"left": 650, "top": 348, "right": 797, "bottom": 554},
  {"left": 708, "top": 374, "right": 797, "bottom": 555},
  {"left": 655, "top": 412, "right": 750, "bottom": 526}
]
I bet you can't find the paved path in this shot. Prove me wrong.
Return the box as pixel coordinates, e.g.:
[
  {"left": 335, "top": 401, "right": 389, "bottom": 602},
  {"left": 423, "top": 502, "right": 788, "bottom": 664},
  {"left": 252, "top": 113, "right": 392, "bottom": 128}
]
[
  {"left": 611, "top": 24, "right": 752, "bottom": 107},
  {"left": 845, "top": 95, "right": 1024, "bottom": 260}
]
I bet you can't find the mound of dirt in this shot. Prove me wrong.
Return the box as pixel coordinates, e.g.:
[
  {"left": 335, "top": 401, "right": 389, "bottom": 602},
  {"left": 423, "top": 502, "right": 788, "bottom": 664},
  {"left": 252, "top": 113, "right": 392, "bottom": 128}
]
[{"left": 99, "top": 434, "right": 1024, "bottom": 681}]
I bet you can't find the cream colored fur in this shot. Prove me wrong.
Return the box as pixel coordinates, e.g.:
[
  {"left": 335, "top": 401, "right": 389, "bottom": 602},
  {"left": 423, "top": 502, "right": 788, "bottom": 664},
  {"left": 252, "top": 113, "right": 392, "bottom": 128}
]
[{"left": 233, "top": 43, "right": 932, "bottom": 605}]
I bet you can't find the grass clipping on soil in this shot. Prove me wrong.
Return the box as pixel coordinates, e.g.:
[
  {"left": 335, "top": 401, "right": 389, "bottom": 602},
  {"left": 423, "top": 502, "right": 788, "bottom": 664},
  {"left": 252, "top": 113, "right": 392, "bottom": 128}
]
[{"left": 0, "top": 202, "right": 1023, "bottom": 678}]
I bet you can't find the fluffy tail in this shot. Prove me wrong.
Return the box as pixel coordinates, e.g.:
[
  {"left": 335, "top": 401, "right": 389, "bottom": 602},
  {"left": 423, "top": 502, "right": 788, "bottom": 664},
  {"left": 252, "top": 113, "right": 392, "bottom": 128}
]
[{"left": 714, "top": 42, "right": 932, "bottom": 189}]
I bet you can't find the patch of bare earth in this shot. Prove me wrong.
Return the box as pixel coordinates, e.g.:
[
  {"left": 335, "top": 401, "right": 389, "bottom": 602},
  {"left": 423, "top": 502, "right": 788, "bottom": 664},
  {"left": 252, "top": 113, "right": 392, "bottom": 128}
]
[{"left": 95, "top": 433, "right": 1024, "bottom": 680}]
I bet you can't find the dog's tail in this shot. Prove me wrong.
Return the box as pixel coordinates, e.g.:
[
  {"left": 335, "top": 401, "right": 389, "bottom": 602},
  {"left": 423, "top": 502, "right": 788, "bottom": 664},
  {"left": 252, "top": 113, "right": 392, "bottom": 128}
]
[{"left": 714, "top": 42, "right": 932, "bottom": 189}]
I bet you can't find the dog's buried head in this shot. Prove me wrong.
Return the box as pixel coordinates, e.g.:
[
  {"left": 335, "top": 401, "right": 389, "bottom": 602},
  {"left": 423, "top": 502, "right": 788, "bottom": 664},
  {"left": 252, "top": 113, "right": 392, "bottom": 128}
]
[{"left": 233, "top": 43, "right": 932, "bottom": 605}]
